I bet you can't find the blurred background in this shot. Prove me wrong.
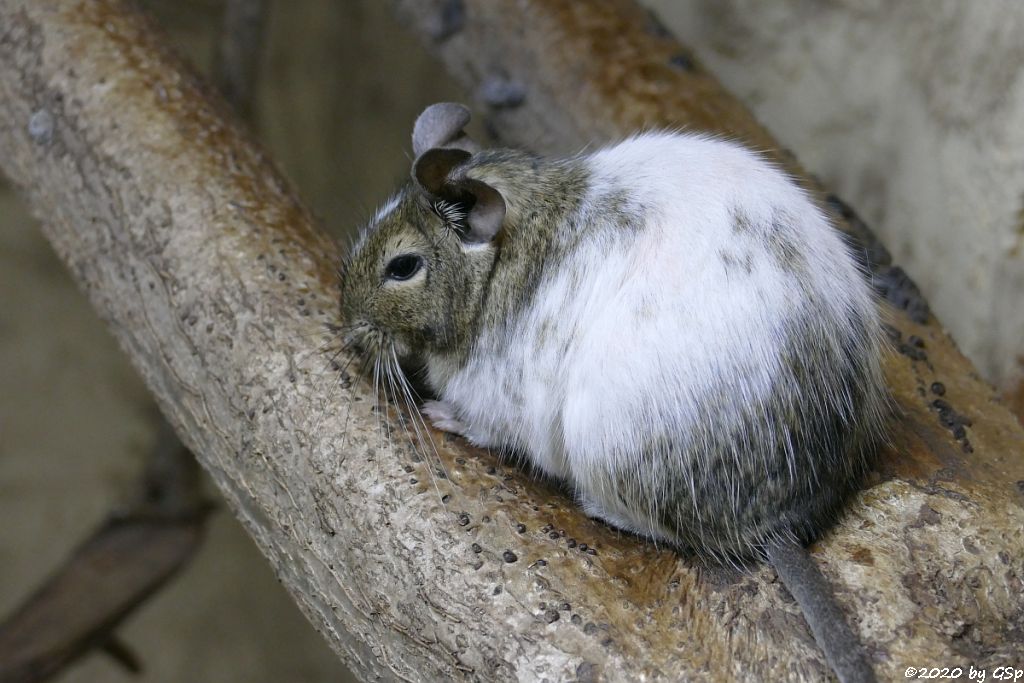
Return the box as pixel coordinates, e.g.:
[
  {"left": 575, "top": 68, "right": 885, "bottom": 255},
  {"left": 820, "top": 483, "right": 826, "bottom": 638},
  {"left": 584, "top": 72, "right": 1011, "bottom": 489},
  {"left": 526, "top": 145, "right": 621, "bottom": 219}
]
[{"left": 1, "top": 1, "right": 1022, "bottom": 681}]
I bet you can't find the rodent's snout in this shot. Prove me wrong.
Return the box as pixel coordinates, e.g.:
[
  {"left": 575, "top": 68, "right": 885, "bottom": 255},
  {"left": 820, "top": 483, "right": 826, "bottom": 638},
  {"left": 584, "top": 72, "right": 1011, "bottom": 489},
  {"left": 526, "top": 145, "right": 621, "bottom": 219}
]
[
  {"left": 341, "top": 319, "right": 401, "bottom": 362},
  {"left": 341, "top": 321, "right": 372, "bottom": 356}
]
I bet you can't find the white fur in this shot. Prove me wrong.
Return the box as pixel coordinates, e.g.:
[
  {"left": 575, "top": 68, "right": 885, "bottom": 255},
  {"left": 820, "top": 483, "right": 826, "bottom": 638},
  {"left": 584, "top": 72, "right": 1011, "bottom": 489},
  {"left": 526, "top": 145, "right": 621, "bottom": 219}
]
[
  {"left": 426, "top": 132, "right": 875, "bottom": 537},
  {"left": 352, "top": 192, "right": 405, "bottom": 256},
  {"left": 373, "top": 192, "right": 403, "bottom": 224},
  {"left": 652, "top": 0, "right": 1024, "bottom": 392}
]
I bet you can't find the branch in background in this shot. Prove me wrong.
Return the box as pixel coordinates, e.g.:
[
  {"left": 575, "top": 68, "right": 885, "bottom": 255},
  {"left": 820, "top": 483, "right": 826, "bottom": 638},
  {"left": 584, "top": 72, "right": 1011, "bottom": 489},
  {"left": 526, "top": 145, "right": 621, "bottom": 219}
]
[
  {"left": 0, "top": 421, "right": 210, "bottom": 683},
  {"left": 215, "top": 0, "right": 268, "bottom": 123},
  {"left": 0, "top": 0, "right": 1020, "bottom": 680}
]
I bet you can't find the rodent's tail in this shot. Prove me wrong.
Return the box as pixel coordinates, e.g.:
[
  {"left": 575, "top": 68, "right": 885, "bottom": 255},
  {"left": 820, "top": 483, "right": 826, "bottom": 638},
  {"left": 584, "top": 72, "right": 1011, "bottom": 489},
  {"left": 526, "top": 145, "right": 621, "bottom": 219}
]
[{"left": 765, "top": 536, "right": 876, "bottom": 683}]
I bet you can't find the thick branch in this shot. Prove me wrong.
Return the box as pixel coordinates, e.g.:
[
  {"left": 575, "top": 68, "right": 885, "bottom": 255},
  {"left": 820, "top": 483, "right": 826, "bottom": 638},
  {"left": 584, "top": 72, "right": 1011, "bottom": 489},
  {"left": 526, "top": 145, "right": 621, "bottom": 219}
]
[{"left": 0, "top": 1, "right": 1020, "bottom": 682}]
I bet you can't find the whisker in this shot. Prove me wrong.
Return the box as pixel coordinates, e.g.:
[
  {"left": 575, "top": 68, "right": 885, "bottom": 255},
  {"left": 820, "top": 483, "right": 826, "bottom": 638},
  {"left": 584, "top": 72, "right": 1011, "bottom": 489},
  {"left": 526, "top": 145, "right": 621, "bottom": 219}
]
[
  {"left": 302, "top": 331, "right": 345, "bottom": 354},
  {"left": 382, "top": 351, "right": 444, "bottom": 500},
  {"left": 306, "top": 339, "right": 351, "bottom": 389},
  {"left": 330, "top": 350, "right": 379, "bottom": 456},
  {"left": 381, "top": 359, "right": 398, "bottom": 478},
  {"left": 291, "top": 333, "right": 355, "bottom": 403},
  {"left": 306, "top": 347, "right": 362, "bottom": 440},
  {"left": 275, "top": 323, "right": 342, "bottom": 343},
  {"left": 386, "top": 344, "right": 446, "bottom": 500},
  {"left": 390, "top": 344, "right": 451, "bottom": 484}
]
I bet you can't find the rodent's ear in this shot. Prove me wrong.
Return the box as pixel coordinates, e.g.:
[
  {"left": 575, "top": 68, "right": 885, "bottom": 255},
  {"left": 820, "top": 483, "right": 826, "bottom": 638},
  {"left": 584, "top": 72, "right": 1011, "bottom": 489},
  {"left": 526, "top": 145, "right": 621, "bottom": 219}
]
[
  {"left": 412, "top": 103, "right": 479, "bottom": 156},
  {"left": 413, "top": 148, "right": 507, "bottom": 244},
  {"left": 462, "top": 179, "right": 506, "bottom": 243},
  {"left": 413, "top": 147, "right": 472, "bottom": 197}
]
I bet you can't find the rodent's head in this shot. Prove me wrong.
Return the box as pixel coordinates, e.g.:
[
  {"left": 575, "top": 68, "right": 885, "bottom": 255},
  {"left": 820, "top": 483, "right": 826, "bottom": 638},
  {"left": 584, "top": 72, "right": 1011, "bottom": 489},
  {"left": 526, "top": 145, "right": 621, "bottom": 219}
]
[
  {"left": 339, "top": 189, "right": 489, "bottom": 361},
  {"left": 338, "top": 103, "right": 509, "bottom": 363}
]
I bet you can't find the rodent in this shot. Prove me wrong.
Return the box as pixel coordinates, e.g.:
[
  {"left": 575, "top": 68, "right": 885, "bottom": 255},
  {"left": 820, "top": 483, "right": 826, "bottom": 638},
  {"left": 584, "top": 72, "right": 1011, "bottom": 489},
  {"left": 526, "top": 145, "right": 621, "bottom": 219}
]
[{"left": 338, "top": 103, "right": 887, "bottom": 683}]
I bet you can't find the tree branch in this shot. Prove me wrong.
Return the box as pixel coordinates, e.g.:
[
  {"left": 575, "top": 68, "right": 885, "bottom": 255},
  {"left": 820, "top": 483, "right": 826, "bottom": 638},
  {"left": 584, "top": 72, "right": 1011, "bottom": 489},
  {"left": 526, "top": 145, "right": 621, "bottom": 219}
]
[
  {"left": 0, "top": 0, "right": 1020, "bottom": 680},
  {"left": 0, "top": 421, "right": 208, "bottom": 682},
  {"left": 214, "top": 0, "right": 267, "bottom": 123}
]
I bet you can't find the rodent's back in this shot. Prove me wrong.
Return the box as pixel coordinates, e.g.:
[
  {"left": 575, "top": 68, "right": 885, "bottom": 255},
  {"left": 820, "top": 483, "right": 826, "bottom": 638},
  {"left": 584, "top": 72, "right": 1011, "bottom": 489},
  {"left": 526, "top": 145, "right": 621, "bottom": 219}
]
[{"left": 555, "top": 133, "right": 886, "bottom": 558}]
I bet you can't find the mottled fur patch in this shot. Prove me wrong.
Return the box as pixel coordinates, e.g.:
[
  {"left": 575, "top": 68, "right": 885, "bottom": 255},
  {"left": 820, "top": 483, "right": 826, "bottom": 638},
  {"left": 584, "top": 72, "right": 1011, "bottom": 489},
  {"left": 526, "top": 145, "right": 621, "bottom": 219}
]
[
  {"left": 592, "top": 300, "right": 886, "bottom": 560},
  {"left": 766, "top": 213, "right": 806, "bottom": 274},
  {"left": 719, "top": 249, "right": 754, "bottom": 275},
  {"left": 732, "top": 208, "right": 806, "bottom": 275}
]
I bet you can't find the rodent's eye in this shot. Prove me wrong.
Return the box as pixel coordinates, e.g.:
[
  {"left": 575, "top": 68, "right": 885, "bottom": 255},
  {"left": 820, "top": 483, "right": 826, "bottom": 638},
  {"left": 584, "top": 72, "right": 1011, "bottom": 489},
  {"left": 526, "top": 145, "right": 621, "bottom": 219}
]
[{"left": 384, "top": 254, "right": 423, "bottom": 281}]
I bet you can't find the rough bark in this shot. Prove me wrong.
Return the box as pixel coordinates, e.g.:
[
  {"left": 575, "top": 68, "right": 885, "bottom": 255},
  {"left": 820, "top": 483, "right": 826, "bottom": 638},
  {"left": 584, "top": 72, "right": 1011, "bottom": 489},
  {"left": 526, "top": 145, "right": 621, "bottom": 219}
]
[{"left": 0, "top": 1, "right": 1020, "bottom": 682}]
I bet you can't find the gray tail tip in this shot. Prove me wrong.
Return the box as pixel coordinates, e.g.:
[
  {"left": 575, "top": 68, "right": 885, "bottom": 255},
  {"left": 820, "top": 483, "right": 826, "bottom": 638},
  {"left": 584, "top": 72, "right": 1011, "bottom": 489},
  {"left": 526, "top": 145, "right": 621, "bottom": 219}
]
[{"left": 765, "top": 536, "right": 876, "bottom": 683}]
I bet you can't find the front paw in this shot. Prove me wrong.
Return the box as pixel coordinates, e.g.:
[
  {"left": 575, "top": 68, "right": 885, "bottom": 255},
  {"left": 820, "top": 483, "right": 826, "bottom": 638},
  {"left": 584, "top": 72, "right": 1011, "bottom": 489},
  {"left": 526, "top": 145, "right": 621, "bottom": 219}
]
[{"left": 421, "top": 400, "right": 468, "bottom": 436}]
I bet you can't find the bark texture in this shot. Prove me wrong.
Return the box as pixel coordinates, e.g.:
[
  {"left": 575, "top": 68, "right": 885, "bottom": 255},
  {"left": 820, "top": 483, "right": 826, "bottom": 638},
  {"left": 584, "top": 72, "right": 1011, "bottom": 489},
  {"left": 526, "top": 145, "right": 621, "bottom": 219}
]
[{"left": 0, "top": 1, "right": 1021, "bottom": 681}]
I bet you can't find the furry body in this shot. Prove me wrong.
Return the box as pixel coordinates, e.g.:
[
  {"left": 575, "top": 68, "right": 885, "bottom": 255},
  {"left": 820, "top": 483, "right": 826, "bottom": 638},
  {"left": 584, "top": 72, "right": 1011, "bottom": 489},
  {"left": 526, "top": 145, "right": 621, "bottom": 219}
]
[
  {"left": 342, "top": 131, "right": 885, "bottom": 560},
  {"left": 341, "top": 108, "right": 885, "bottom": 681}
]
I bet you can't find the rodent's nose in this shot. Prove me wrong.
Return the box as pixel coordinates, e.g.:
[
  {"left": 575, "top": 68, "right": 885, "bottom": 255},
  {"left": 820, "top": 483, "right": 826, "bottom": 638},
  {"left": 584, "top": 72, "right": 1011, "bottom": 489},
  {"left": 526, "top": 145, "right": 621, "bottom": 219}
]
[
  {"left": 343, "top": 329, "right": 362, "bottom": 354},
  {"left": 342, "top": 322, "right": 372, "bottom": 356}
]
